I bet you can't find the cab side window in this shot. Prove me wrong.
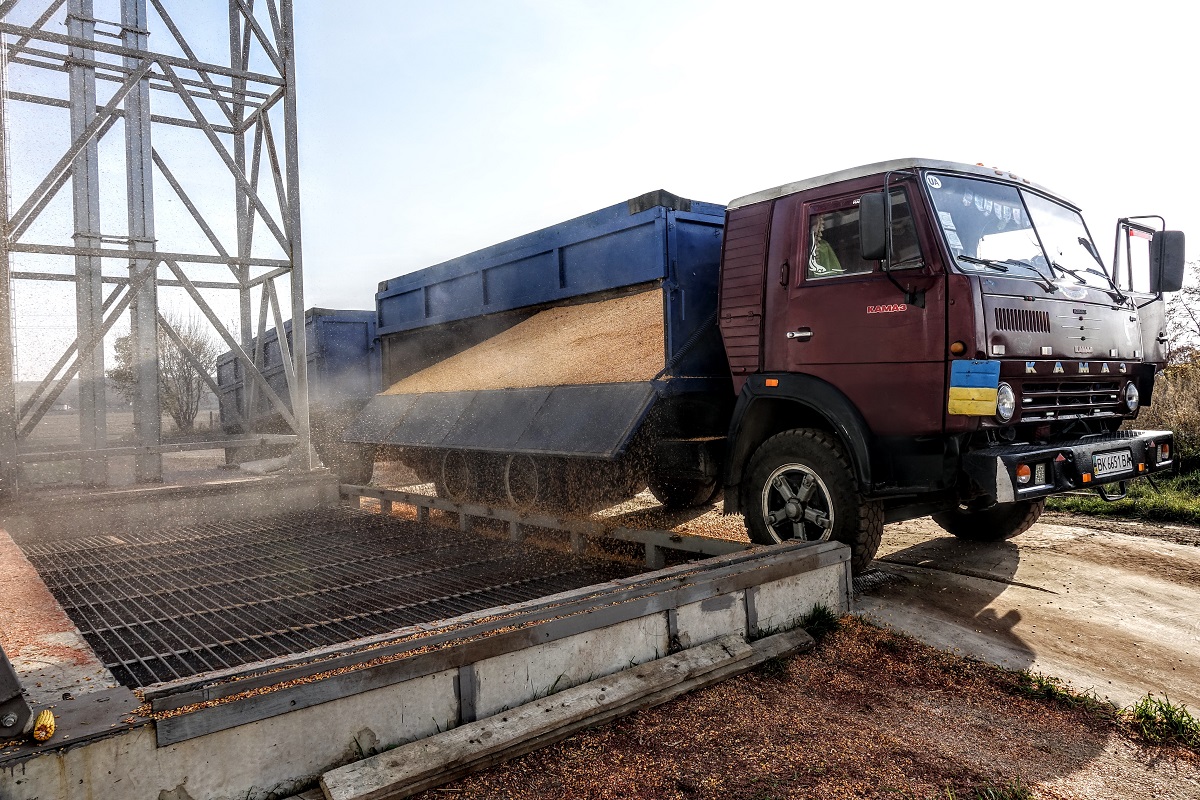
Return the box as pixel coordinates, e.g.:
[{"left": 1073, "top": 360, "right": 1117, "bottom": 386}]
[
  {"left": 806, "top": 207, "right": 872, "bottom": 279},
  {"left": 805, "top": 189, "right": 923, "bottom": 280}
]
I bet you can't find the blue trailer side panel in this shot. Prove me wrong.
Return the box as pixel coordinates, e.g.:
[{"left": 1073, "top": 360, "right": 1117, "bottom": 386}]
[
  {"left": 375, "top": 191, "right": 727, "bottom": 339},
  {"left": 216, "top": 308, "right": 378, "bottom": 429}
]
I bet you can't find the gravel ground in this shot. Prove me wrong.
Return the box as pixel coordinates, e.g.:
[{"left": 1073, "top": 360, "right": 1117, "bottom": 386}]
[{"left": 408, "top": 617, "right": 1199, "bottom": 800}]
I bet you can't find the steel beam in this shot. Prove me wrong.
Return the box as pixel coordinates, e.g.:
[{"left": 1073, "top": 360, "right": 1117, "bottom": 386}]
[
  {"left": 122, "top": 0, "right": 160, "bottom": 482},
  {"left": 67, "top": 0, "right": 107, "bottom": 485},
  {"left": 280, "top": 0, "right": 311, "bottom": 469},
  {"left": 0, "top": 35, "right": 15, "bottom": 499}
]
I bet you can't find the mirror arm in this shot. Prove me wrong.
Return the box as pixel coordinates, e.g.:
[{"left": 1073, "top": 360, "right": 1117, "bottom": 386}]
[{"left": 1135, "top": 292, "right": 1164, "bottom": 311}]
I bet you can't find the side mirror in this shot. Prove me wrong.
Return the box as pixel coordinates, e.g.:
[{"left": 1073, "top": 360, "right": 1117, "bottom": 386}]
[
  {"left": 1150, "top": 230, "right": 1186, "bottom": 293},
  {"left": 859, "top": 192, "right": 887, "bottom": 261}
]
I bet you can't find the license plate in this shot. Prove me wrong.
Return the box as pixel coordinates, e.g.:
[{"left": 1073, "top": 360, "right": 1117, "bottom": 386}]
[{"left": 1093, "top": 449, "right": 1133, "bottom": 478}]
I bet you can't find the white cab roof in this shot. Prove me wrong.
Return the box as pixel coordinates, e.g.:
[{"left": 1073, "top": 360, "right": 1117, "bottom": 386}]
[{"left": 726, "top": 158, "right": 1073, "bottom": 211}]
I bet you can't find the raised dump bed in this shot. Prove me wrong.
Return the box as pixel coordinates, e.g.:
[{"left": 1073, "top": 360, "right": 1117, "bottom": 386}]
[
  {"left": 346, "top": 191, "right": 734, "bottom": 511},
  {"left": 216, "top": 307, "right": 379, "bottom": 480}
]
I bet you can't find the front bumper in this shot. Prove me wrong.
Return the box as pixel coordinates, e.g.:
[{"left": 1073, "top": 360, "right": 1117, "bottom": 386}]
[{"left": 962, "top": 429, "right": 1174, "bottom": 503}]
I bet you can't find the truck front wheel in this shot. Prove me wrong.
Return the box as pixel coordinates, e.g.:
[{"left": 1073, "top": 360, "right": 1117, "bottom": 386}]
[
  {"left": 931, "top": 498, "right": 1044, "bottom": 542},
  {"left": 742, "top": 429, "right": 882, "bottom": 574}
]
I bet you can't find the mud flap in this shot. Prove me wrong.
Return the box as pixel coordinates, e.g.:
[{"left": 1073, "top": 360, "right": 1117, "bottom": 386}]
[{"left": 343, "top": 382, "right": 659, "bottom": 460}]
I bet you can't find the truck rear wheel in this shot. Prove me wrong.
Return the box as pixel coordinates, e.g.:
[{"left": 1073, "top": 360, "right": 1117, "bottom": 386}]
[
  {"left": 742, "top": 429, "right": 882, "bottom": 574},
  {"left": 931, "top": 498, "right": 1044, "bottom": 542},
  {"left": 647, "top": 477, "right": 721, "bottom": 509}
]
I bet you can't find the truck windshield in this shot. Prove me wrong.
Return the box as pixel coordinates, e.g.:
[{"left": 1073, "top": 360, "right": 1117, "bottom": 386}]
[{"left": 924, "top": 173, "right": 1111, "bottom": 290}]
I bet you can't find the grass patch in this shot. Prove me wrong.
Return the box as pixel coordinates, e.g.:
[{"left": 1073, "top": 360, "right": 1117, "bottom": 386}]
[
  {"left": 964, "top": 779, "right": 1034, "bottom": 800},
  {"left": 1011, "top": 671, "right": 1119, "bottom": 717},
  {"left": 1126, "top": 693, "right": 1200, "bottom": 749},
  {"left": 1011, "top": 671, "right": 1200, "bottom": 753},
  {"left": 798, "top": 603, "right": 840, "bottom": 642},
  {"left": 1045, "top": 469, "right": 1200, "bottom": 526}
]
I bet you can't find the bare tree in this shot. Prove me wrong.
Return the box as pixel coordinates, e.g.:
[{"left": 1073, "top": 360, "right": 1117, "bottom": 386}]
[
  {"left": 108, "top": 313, "right": 221, "bottom": 433},
  {"left": 1165, "top": 261, "right": 1200, "bottom": 366}
]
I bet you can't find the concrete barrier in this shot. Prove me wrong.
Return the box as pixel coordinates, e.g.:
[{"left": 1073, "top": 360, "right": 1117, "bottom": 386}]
[{"left": 0, "top": 539, "right": 850, "bottom": 800}]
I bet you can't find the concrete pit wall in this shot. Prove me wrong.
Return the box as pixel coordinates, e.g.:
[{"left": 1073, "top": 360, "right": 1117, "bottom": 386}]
[{"left": 0, "top": 540, "right": 850, "bottom": 800}]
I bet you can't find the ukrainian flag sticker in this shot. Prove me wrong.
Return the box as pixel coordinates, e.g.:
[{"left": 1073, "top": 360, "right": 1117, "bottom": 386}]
[{"left": 948, "top": 360, "right": 1000, "bottom": 416}]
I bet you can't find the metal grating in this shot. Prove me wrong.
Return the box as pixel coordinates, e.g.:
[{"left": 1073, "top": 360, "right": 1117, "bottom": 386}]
[
  {"left": 994, "top": 307, "right": 1051, "bottom": 333},
  {"left": 22, "top": 508, "right": 640, "bottom": 689}
]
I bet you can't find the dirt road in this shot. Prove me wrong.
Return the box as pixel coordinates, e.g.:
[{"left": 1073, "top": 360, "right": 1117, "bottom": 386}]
[
  {"left": 593, "top": 488, "right": 1200, "bottom": 711},
  {"left": 859, "top": 514, "right": 1200, "bottom": 710}
]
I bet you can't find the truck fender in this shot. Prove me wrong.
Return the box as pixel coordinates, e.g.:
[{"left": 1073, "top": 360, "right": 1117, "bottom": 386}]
[{"left": 723, "top": 373, "right": 873, "bottom": 513}]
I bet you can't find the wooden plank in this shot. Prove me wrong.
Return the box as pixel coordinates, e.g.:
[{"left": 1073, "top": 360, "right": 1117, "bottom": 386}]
[
  {"left": 320, "top": 628, "right": 814, "bottom": 800},
  {"left": 319, "top": 635, "right": 753, "bottom": 800}
]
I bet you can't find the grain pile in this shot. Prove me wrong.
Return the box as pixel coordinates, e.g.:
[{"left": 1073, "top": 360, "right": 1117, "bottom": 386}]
[{"left": 384, "top": 289, "right": 665, "bottom": 395}]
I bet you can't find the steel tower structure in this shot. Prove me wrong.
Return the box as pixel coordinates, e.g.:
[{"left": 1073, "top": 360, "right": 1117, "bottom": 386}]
[{"left": 0, "top": 0, "right": 312, "bottom": 497}]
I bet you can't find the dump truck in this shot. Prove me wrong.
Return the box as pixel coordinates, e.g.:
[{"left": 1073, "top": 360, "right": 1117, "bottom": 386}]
[{"left": 343, "top": 159, "right": 1185, "bottom": 572}]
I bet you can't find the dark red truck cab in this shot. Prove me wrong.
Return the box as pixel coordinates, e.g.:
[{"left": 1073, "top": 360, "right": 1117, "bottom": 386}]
[{"left": 719, "top": 159, "right": 1184, "bottom": 570}]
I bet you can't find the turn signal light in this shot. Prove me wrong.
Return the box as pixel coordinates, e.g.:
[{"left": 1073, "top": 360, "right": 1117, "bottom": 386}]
[
  {"left": 949, "top": 341, "right": 966, "bottom": 356},
  {"left": 1016, "top": 464, "right": 1032, "bottom": 484},
  {"left": 1081, "top": 473, "right": 1092, "bottom": 483},
  {"left": 1158, "top": 442, "right": 1171, "bottom": 462},
  {"left": 765, "top": 378, "right": 779, "bottom": 387}
]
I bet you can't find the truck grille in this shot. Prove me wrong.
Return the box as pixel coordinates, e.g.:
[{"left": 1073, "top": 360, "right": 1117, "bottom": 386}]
[
  {"left": 995, "top": 308, "right": 1051, "bottom": 334},
  {"left": 1019, "top": 379, "right": 1123, "bottom": 421}
]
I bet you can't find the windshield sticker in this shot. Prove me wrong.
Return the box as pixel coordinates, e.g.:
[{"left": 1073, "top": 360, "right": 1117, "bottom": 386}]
[
  {"left": 926, "top": 175, "right": 942, "bottom": 189},
  {"left": 946, "top": 230, "right": 963, "bottom": 249},
  {"left": 938, "top": 211, "right": 956, "bottom": 229}
]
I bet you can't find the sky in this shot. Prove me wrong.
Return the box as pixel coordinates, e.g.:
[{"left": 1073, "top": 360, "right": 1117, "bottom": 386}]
[
  {"left": 3, "top": 0, "right": 1198, "bottom": 381},
  {"left": 293, "top": 0, "right": 1199, "bottom": 312}
]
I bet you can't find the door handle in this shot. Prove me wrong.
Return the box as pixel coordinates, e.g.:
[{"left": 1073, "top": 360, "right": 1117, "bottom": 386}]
[{"left": 786, "top": 328, "right": 813, "bottom": 341}]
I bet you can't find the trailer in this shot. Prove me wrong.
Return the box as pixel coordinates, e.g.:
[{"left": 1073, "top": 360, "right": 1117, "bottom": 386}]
[
  {"left": 343, "top": 161, "right": 1184, "bottom": 574},
  {"left": 216, "top": 307, "right": 380, "bottom": 481},
  {"left": 345, "top": 190, "right": 733, "bottom": 509}
]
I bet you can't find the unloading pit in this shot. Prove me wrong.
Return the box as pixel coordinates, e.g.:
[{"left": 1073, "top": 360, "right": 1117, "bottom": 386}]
[
  {"left": 22, "top": 508, "right": 642, "bottom": 689},
  {"left": 1, "top": 486, "right": 851, "bottom": 800}
]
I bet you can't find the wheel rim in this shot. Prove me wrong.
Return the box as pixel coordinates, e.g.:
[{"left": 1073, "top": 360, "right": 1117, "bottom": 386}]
[
  {"left": 441, "top": 451, "right": 473, "bottom": 501},
  {"left": 504, "top": 454, "right": 540, "bottom": 510},
  {"left": 759, "top": 463, "right": 835, "bottom": 544}
]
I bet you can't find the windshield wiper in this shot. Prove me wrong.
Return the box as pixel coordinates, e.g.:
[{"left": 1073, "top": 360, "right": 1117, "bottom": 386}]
[
  {"left": 1052, "top": 261, "right": 1128, "bottom": 304},
  {"left": 957, "top": 255, "right": 1056, "bottom": 293}
]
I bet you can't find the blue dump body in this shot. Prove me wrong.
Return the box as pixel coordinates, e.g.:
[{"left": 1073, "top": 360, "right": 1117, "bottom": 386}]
[
  {"left": 346, "top": 191, "right": 733, "bottom": 467},
  {"left": 373, "top": 190, "right": 729, "bottom": 390},
  {"left": 216, "top": 308, "right": 379, "bottom": 432}
]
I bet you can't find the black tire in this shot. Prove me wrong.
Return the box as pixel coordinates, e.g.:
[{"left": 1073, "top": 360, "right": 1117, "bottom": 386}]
[
  {"left": 647, "top": 476, "right": 721, "bottom": 509},
  {"left": 742, "top": 429, "right": 882, "bottom": 575},
  {"left": 931, "top": 498, "right": 1044, "bottom": 542}
]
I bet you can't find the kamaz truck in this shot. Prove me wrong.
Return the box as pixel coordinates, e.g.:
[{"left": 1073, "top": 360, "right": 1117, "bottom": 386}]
[{"left": 343, "top": 159, "right": 1185, "bottom": 572}]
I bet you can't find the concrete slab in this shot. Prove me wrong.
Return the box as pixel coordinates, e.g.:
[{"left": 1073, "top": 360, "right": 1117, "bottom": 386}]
[
  {"left": 857, "top": 517, "right": 1200, "bottom": 709},
  {"left": 1, "top": 471, "right": 340, "bottom": 544},
  {"left": 0, "top": 530, "right": 116, "bottom": 706}
]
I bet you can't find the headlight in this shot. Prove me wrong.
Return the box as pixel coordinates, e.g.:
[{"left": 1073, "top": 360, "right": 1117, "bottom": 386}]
[
  {"left": 1123, "top": 382, "right": 1140, "bottom": 412},
  {"left": 996, "top": 382, "right": 1016, "bottom": 422}
]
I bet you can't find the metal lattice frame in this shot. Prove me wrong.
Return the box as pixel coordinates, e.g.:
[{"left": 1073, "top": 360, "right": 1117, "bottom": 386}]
[{"left": 0, "top": 0, "right": 312, "bottom": 497}]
